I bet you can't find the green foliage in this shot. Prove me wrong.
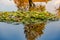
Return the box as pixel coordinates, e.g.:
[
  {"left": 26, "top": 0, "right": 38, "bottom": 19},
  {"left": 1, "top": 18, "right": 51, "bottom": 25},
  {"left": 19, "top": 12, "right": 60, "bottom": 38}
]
[{"left": 0, "top": 11, "right": 58, "bottom": 24}]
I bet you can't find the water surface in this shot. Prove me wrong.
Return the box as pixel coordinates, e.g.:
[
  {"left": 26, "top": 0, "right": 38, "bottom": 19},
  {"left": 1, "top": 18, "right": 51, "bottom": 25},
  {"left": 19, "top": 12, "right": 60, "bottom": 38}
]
[{"left": 0, "top": 21, "right": 60, "bottom": 40}]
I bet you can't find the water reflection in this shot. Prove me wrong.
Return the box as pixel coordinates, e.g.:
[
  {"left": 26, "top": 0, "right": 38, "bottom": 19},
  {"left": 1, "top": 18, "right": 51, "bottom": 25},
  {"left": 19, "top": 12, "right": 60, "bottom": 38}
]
[
  {"left": 0, "top": 21, "right": 60, "bottom": 40},
  {"left": 24, "top": 23, "right": 46, "bottom": 40}
]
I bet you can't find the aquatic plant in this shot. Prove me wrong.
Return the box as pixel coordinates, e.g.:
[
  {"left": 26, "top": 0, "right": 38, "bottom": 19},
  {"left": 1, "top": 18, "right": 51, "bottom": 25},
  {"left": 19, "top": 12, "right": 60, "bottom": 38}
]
[{"left": 0, "top": 11, "right": 58, "bottom": 24}]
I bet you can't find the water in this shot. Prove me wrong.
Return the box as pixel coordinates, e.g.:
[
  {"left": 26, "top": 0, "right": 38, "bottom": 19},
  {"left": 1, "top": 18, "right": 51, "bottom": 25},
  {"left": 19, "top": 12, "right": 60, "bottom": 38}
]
[
  {"left": 0, "top": 0, "right": 60, "bottom": 40},
  {"left": 0, "top": 21, "right": 60, "bottom": 40}
]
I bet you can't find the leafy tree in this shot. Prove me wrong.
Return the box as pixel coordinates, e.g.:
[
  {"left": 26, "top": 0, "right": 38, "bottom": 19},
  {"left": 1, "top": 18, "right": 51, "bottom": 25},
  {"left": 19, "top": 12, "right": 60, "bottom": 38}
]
[
  {"left": 56, "top": 5, "right": 60, "bottom": 18},
  {"left": 13, "top": 0, "right": 51, "bottom": 11},
  {"left": 28, "top": 0, "right": 35, "bottom": 11}
]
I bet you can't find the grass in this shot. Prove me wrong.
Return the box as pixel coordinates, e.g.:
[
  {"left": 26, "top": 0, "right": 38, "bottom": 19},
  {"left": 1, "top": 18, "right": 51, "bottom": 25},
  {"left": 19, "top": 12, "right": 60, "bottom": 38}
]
[{"left": 0, "top": 11, "right": 58, "bottom": 24}]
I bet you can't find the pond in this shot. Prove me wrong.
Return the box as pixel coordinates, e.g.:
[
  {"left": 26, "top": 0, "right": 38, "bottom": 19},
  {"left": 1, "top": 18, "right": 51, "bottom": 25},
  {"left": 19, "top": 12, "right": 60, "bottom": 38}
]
[
  {"left": 0, "top": 21, "right": 60, "bottom": 40},
  {"left": 0, "top": 0, "right": 60, "bottom": 40}
]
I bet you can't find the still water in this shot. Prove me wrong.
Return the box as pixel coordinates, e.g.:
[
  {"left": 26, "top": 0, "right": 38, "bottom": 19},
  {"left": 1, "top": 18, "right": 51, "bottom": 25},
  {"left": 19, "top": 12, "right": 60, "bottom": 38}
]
[
  {"left": 0, "top": 21, "right": 60, "bottom": 40},
  {"left": 0, "top": 0, "right": 60, "bottom": 40}
]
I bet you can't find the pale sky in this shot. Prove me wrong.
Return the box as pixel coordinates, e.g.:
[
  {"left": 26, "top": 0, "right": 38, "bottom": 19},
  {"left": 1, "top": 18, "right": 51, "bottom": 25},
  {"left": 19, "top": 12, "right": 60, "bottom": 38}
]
[
  {"left": 0, "top": 0, "right": 17, "bottom": 11},
  {"left": 0, "top": 0, "right": 60, "bottom": 14}
]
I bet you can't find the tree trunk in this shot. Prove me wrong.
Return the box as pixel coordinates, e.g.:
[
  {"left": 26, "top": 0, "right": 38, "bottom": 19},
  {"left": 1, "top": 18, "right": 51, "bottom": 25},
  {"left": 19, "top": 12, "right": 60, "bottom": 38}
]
[{"left": 28, "top": 0, "right": 35, "bottom": 11}]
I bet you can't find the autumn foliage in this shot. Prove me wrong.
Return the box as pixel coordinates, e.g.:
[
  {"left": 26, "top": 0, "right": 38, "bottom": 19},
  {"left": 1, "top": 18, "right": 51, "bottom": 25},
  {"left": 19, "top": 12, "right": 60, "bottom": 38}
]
[
  {"left": 24, "top": 23, "right": 45, "bottom": 40},
  {"left": 13, "top": 0, "right": 51, "bottom": 11}
]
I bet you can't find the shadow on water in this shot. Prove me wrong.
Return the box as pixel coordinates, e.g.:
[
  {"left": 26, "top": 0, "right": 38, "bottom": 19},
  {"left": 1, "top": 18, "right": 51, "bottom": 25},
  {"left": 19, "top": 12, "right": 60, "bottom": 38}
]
[{"left": 24, "top": 23, "right": 46, "bottom": 40}]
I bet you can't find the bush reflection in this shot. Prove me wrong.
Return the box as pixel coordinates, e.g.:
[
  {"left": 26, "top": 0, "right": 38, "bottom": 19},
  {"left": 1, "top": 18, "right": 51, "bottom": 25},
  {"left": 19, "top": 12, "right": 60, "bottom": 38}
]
[{"left": 24, "top": 23, "right": 46, "bottom": 40}]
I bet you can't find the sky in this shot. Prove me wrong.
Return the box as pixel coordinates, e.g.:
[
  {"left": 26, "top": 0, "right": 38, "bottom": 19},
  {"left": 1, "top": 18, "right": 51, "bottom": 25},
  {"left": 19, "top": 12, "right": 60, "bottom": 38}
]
[
  {"left": 0, "top": 0, "right": 17, "bottom": 11},
  {"left": 0, "top": 0, "right": 60, "bottom": 14}
]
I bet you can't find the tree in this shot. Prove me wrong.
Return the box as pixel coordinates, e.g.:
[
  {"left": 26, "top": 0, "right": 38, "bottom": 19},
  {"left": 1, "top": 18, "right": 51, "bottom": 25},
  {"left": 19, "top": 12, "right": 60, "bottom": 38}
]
[
  {"left": 56, "top": 5, "right": 60, "bottom": 18},
  {"left": 33, "top": 0, "right": 51, "bottom": 3},
  {"left": 28, "top": 0, "right": 35, "bottom": 9},
  {"left": 13, "top": 0, "right": 51, "bottom": 11},
  {"left": 13, "top": 0, "right": 25, "bottom": 11}
]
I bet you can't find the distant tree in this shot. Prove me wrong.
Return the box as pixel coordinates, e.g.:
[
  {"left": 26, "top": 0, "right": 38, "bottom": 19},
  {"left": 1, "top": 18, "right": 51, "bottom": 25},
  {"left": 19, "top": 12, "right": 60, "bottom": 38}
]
[
  {"left": 28, "top": 0, "right": 35, "bottom": 9},
  {"left": 13, "top": 0, "right": 25, "bottom": 11},
  {"left": 13, "top": 0, "right": 51, "bottom": 11},
  {"left": 56, "top": 5, "right": 60, "bottom": 18},
  {"left": 13, "top": 0, "right": 35, "bottom": 11}
]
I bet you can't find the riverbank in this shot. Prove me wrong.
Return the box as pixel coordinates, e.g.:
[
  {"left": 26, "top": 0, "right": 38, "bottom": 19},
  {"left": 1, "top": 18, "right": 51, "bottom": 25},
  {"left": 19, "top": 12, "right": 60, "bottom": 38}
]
[{"left": 0, "top": 11, "right": 58, "bottom": 24}]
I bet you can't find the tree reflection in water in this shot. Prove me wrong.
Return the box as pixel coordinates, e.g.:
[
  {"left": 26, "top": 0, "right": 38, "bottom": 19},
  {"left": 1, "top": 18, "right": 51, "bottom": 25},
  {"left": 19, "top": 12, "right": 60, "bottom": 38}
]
[{"left": 24, "top": 23, "right": 46, "bottom": 40}]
